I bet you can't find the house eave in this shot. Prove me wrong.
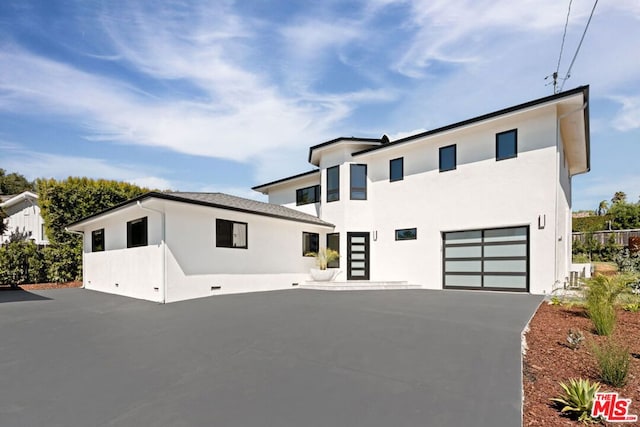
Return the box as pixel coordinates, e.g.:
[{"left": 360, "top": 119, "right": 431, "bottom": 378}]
[{"left": 252, "top": 169, "right": 320, "bottom": 194}]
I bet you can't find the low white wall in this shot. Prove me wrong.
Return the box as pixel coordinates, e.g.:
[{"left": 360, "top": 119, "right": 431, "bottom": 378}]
[{"left": 84, "top": 246, "right": 163, "bottom": 302}]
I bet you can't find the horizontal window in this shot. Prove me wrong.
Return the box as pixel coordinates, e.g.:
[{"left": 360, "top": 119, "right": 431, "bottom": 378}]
[
  {"left": 395, "top": 228, "right": 417, "bottom": 240},
  {"left": 127, "top": 217, "right": 148, "bottom": 248},
  {"left": 390, "top": 157, "right": 403, "bottom": 182},
  {"left": 216, "top": 219, "right": 248, "bottom": 249},
  {"left": 496, "top": 129, "right": 517, "bottom": 161},
  {"left": 296, "top": 185, "right": 320, "bottom": 205},
  {"left": 302, "top": 232, "right": 319, "bottom": 256},
  {"left": 91, "top": 228, "right": 105, "bottom": 252}
]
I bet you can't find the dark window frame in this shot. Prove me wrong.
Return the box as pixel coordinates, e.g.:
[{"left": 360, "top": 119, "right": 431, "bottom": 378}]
[
  {"left": 302, "top": 232, "right": 320, "bottom": 256},
  {"left": 127, "top": 217, "right": 148, "bottom": 248},
  {"left": 327, "top": 233, "right": 340, "bottom": 268},
  {"left": 439, "top": 144, "right": 457, "bottom": 172},
  {"left": 296, "top": 185, "right": 320, "bottom": 206},
  {"left": 496, "top": 129, "right": 518, "bottom": 161},
  {"left": 91, "top": 228, "right": 105, "bottom": 252},
  {"left": 395, "top": 228, "right": 417, "bottom": 241},
  {"left": 390, "top": 157, "right": 404, "bottom": 182},
  {"left": 350, "top": 164, "right": 367, "bottom": 200},
  {"left": 326, "top": 166, "right": 340, "bottom": 202},
  {"left": 216, "top": 218, "right": 248, "bottom": 249}
]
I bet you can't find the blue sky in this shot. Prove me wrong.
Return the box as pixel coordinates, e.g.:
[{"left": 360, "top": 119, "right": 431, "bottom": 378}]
[{"left": 0, "top": 0, "right": 638, "bottom": 210}]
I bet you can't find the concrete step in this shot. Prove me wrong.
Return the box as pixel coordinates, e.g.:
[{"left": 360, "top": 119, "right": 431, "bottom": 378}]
[{"left": 300, "top": 281, "right": 422, "bottom": 291}]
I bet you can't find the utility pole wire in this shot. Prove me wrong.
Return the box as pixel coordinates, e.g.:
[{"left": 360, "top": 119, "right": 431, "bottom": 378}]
[
  {"left": 559, "top": 0, "right": 599, "bottom": 92},
  {"left": 554, "top": 0, "right": 573, "bottom": 93}
]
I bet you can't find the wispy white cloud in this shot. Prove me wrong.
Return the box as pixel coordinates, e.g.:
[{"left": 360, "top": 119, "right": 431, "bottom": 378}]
[{"left": 610, "top": 96, "right": 640, "bottom": 132}]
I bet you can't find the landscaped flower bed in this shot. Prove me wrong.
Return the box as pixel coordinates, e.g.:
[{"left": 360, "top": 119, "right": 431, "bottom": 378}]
[{"left": 523, "top": 303, "right": 639, "bottom": 425}]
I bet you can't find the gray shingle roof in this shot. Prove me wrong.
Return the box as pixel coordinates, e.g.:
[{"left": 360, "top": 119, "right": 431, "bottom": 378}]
[{"left": 165, "top": 192, "right": 333, "bottom": 227}]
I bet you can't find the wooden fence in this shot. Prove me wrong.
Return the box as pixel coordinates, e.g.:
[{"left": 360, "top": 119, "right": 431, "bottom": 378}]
[{"left": 572, "top": 229, "right": 640, "bottom": 246}]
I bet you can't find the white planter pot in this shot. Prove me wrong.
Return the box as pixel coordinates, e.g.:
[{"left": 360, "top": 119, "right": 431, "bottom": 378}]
[{"left": 310, "top": 268, "right": 337, "bottom": 281}]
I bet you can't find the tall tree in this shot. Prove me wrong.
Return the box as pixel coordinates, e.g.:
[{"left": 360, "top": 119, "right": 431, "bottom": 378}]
[
  {"left": 0, "top": 206, "right": 7, "bottom": 235},
  {"left": 611, "top": 191, "right": 627, "bottom": 205},
  {"left": 0, "top": 168, "right": 34, "bottom": 195},
  {"left": 597, "top": 200, "right": 609, "bottom": 216}
]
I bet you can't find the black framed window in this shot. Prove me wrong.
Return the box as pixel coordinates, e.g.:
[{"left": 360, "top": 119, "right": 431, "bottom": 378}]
[
  {"left": 326, "top": 166, "right": 340, "bottom": 202},
  {"left": 395, "top": 228, "right": 417, "bottom": 240},
  {"left": 327, "top": 233, "right": 340, "bottom": 268},
  {"left": 350, "top": 164, "right": 367, "bottom": 200},
  {"left": 496, "top": 129, "right": 517, "bottom": 160},
  {"left": 302, "top": 232, "right": 319, "bottom": 256},
  {"left": 390, "top": 157, "right": 403, "bottom": 182},
  {"left": 127, "top": 217, "right": 148, "bottom": 248},
  {"left": 296, "top": 185, "right": 320, "bottom": 205},
  {"left": 91, "top": 228, "right": 105, "bottom": 252},
  {"left": 216, "top": 218, "right": 248, "bottom": 249},
  {"left": 439, "top": 144, "right": 456, "bottom": 172}
]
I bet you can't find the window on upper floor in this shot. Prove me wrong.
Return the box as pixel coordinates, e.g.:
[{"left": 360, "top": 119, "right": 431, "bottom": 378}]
[
  {"left": 439, "top": 144, "right": 456, "bottom": 172},
  {"left": 390, "top": 157, "right": 403, "bottom": 182},
  {"left": 327, "top": 166, "right": 340, "bottom": 202},
  {"left": 496, "top": 129, "right": 517, "bottom": 161},
  {"left": 302, "top": 232, "right": 319, "bottom": 256},
  {"left": 350, "top": 164, "right": 367, "bottom": 200},
  {"left": 216, "top": 218, "right": 248, "bottom": 249},
  {"left": 296, "top": 185, "right": 320, "bottom": 205},
  {"left": 127, "top": 217, "right": 148, "bottom": 248},
  {"left": 92, "top": 228, "right": 105, "bottom": 252}
]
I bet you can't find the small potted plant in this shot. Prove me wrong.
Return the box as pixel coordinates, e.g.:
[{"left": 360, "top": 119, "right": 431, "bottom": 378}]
[{"left": 307, "top": 248, "right": 340, "bottom": 281}]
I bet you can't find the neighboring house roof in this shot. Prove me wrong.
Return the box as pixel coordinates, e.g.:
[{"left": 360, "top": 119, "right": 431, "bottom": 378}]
[
  {"left": 252, "top": 169, "right": 319, "bottom": 194},
  {"left": 0, "top": 191, "right": 39, "bottom": 208},
  {"left": 352, "top": 86, "right": 590, "bottom": 173},
  {"left": 66, "top": 191, "right": 334, "bottom": 230}
]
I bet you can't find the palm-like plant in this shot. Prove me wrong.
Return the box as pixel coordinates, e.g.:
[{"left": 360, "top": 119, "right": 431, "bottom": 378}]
[
  {"left": 550, "top": 378, "right": 601, "bottom": 423},
  {"left": 308, "top": 248, "right": 339, "bottom": 270}
]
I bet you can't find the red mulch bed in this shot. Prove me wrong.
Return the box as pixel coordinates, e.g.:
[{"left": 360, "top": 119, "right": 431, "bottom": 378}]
[
  {"left": 524, "top": 303, "right": 640, "bottom": 426},
  {"left": 0, "top": 281, "right": 82, "bottom": 291}
]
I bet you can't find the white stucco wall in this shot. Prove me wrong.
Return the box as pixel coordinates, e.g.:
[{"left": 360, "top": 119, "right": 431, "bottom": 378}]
[
  {"left": 265, "top": 174, "right": 320, "bottom": 217},
  {"left": 81, "top": 204, "right": 164, "bottom": 302},
  {"left": 162, "top": 201, "right": 329, "bottom": 302},
  {"left": 0, "top": 198, "right": 48, "bottom": 245}
]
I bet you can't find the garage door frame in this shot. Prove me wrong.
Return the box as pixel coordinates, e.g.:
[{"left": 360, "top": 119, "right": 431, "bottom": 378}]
[{"left": 442, "top": 225, "right": 530, "bottom": 292}]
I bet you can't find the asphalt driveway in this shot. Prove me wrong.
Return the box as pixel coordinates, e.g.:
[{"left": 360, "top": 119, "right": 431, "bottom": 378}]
[{"left": 0, "top": 288, "right": 542, "bottom": 427}]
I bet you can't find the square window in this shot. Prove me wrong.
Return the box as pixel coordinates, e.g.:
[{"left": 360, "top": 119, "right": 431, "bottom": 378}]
[
  {"left": 395, "top": 228, "right": 417, "bottom": 240},
  {"left": 127, "top": 217, "right": 148, "bottom": 248},
  {"left": 326, "top": 166, "right": 340, "bottom": 202},
  {"left": 350, "top": 164, "right": 367, "bottom": 200},
  {"left": 302, "top": 232, "right": 319, "bottom": 256},
  {"left": 216, "top": 219, "right": 248, "bottom": 249},
  {"left": 91, "top": 228, "right": 105, "bottom": 252},
  {"left": 296, "top": 185, "right": 320, "bottom": 205},
  {"left": 439, "top": 145, "right": 456, "bottom": 172},
  {"left": 496, "top": 129, "right": 517, "bottom": 160},
  {"left": 390, "top": 157, "right": 403, "bottom": 182}
]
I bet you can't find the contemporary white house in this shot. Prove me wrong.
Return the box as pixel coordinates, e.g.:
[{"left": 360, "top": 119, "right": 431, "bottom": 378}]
[
  {"left": 0, "top": 191, "right": 49, "bottom": 245},
  {"left": 68, "top": 86, "right": 590, "bottom": 302}
]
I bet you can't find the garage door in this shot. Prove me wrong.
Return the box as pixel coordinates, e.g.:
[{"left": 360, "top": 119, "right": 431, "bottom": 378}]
[{"left": 443, "top": 226, "right": 528, "bottom": 291}]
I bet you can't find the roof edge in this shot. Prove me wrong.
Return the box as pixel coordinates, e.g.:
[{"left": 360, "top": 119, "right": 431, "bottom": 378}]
[
  {"left": 352, "top": 85, "right": 590, "bottom": 157},
  {"left": 0, "top": 190, "right": 39, "bottom": 208},
  {"left": 252, "top": 169, "right": 319, "bottom": 193},
  {"left": 307, "top": 137, "right": 382, "bottom": 163}
]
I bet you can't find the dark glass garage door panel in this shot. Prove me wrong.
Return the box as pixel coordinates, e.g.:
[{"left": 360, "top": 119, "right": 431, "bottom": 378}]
[{"left": 443, "top": 226, "right": 529, "bottom": 291}]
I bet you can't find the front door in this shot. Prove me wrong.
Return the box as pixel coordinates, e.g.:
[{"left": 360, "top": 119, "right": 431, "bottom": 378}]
[{"left": 347, "top": 232, "right": 370, "bottom": 280}]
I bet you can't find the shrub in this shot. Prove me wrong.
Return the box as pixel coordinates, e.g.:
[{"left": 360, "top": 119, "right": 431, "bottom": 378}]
[
  {"left": 622, "top": 302, "right": 640, "bottom": 312},
  {"left": 550, "top": 378, "right": 601, "bottom": 423},
  {"left": 584, "top": 274, "right": 635, "bottom": 335},
  {"left": 614, "top": 248, "right": 640, "bottom": 274},
  {"left": 592, "top": 339, "right": 630, "bottom": 387},
  {"left": 0, "top": 240, "right": 48, "bottom": 286}
]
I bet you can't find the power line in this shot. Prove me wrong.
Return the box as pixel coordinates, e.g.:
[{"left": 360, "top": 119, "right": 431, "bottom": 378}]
[
  {"left": 559, "top": 0, "right": 599, "bottom": 92},
  {"left": 554, "top": 0, "right": 573, "bottom": 93}
]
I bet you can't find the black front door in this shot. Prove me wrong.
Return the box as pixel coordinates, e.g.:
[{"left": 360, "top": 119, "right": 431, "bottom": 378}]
[{"left": 347, "top": 232, "right": 369, "bottom": 280}]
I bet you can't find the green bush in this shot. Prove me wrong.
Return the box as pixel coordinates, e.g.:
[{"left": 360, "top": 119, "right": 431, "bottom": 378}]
[
  {"left": 592, "top": 339, "right": 630, "bottom": 387},
  {"left": 572, "top": 215, "right": 612, "bottom": 233},
  {"left": 550, "top": 378, "right": 601, "bottom": 423},
  {"left": 0, "top": 240, "right": 48, "bottom": 286},
  {"left": 584, "top": 274, "right": 634, "bottom": 335}
]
